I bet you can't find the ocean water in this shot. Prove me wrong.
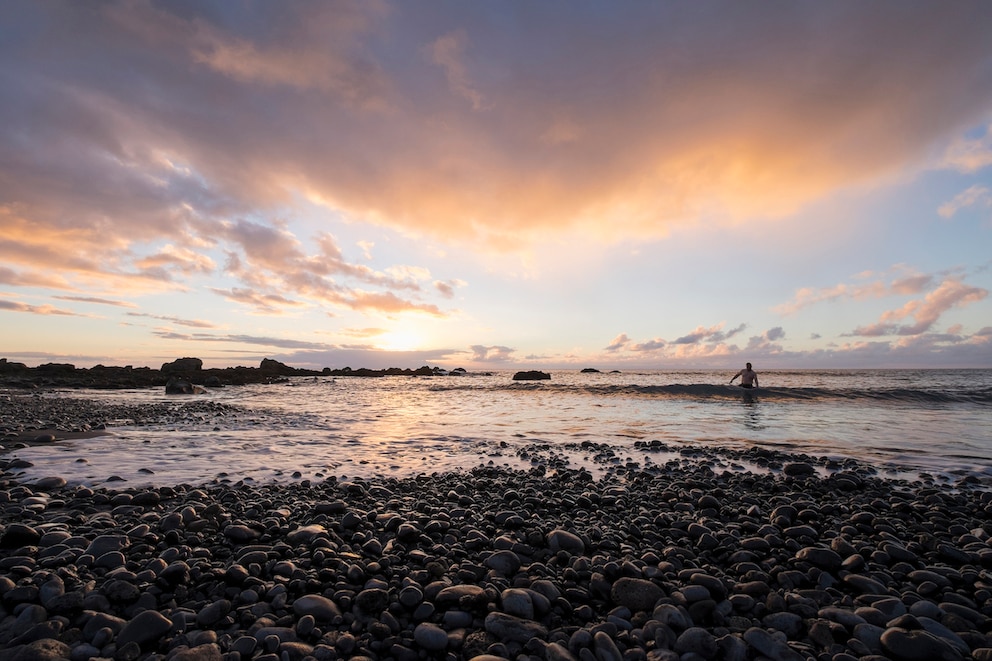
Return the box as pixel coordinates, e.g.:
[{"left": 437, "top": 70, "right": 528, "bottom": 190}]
[{"left": 9, "top": 369, "right": 992, "bottom": 488}]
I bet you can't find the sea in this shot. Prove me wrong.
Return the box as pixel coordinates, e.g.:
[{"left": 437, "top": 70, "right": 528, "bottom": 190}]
[{"left": 8, "top": 369, "right": 992, "bottom": 489}]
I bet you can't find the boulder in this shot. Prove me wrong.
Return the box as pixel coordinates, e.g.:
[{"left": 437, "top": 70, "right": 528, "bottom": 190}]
[
  {"left": 513, "top": 370, "right": 551, "bottom": 381},
  {"left": 580, "top": 368, "right": 600, "bottom": 373},
  {"left": 165, "top": 377, "right": 195, "bottom": 394},
  {"left": 259, "top": 358, "right": 293, "bottom": 374},
  {"left": 161, "top": 357, "right": 203, "bottom": 372}
]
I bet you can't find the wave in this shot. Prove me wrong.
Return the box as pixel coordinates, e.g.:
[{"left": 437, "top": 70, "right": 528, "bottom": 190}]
[{"left": 485, "top": 383, "right": 992, "bottom": 404}]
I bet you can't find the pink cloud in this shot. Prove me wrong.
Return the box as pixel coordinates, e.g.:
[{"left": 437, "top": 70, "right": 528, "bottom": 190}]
[
  {"left": 849, "top": 278, "right": 987, "bottom": 337},
  {"left": 0, "top": 299, "right": 85, "bottom": 316},
  {"left": 775, "top": 268, "right": 935, "bottom": 315}
]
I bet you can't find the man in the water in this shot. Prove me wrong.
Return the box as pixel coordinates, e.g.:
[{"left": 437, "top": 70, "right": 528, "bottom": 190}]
[{"left": 730, "top": 362, "right": 758, "bottom": 388}]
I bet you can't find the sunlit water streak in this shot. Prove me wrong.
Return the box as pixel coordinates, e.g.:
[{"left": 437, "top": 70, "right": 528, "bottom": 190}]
[{"left": 9, "top": 369, "right": 992, "bottom": 488}]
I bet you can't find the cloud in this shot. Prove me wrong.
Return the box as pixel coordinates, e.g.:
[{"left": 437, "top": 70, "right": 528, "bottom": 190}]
[
  {"left": 938, "top": 184, "right": 992, "bottom": 219},
  {"left": 0, "top": 299, "right": 85, "bottom": 316},
  {"left": 341, "top": 327, "right": 388, "bottom": 339},
  {"left": 941, "top": 124, "right": 992, "bottom": 173},
  {"left": 470, "top": 345, "right": 516, "bottom": 362},
  {"left": 151, "top": 330, "right": 332, "bottom": 350},
  {"left": 775, "top": 267, "right": 935, "bottom": 315},
  {"left": 210, "top": 287, "right": 305, "bottom": 314},
  {"left": 427, "top": 29, "right": 487, "bottom": 111},
  {"left": 673, "top": 323, "right": 746, "bottom": 345},
  {"left": 605, "top": 334, "right": 631, "bottom": 352},
  {"left": 126, "top": 312, "right": 218, "bottom": 329},
  {"left": 3, "top": 1, "right": 991, "bottom": 283},
  {"left": 434, "top": 279, "right": 464, "bottom": 298},
  {"left": 848, "top": 277, "right": 987, "bottom": 337},
  {"left": 765, "top": 326, "right": 786, "bottom": 342},
  {"left": 54, "top": 295, "right": 138, "bottom": 308},
  {"left": 135, "top": 244, "right": 216, "bottom": 275}
]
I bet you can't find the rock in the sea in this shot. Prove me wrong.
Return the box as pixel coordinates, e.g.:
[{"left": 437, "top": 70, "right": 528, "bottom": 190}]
[
  {"left": 512, "top": 370, "right": 551, "bottom": 381},
  {"left": 165, "top": 377, "right": 195, "bottom": 394},
  {"left": 161, "top": 357, "right": 203, "bottom": 372},
  {"left": 260, "top": 358, "right": 295, "bottom": 374}
]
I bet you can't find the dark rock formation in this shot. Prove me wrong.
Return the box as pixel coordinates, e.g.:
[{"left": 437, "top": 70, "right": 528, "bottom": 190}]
[
  {"left": 580, "top": 368, "right": 600, "bottom": 373},
  {"left": 513, "top": 370, "right": 551, "bottom": 381},
  {"left": 161, "top": 357, "right": 203, "bottom": 372},
  {"left": 259, "top": 358, "right": 295, "bottom": 374},
  {"left": 164, "top": 377, "right": 195, "bottom": 394}
]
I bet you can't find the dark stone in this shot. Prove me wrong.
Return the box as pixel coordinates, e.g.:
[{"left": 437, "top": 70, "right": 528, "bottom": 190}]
[
  {"left": 161, "top": 357, "right": 203, "bottom": 372},
  {"left": 512, "top": 370, "right": 551, "bottom": 381}
]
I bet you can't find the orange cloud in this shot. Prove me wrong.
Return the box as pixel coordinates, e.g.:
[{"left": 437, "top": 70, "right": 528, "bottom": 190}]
[{"left": 2, "top": 2, "right": 992, "bottom": 325}]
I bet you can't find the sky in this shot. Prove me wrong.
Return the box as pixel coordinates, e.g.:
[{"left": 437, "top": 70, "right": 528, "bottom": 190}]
[{"left": 1, "top": 1, "right": 991, "bottom": 372}]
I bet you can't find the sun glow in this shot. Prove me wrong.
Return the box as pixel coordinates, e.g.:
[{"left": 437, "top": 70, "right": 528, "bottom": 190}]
[{"left": 376, "top": 328, "right": 423, "bottom": 352}]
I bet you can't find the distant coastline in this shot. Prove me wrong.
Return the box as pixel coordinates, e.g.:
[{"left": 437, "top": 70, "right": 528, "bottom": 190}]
[{"left": 0, "top": 356, "right": 458, "bottom": 389}]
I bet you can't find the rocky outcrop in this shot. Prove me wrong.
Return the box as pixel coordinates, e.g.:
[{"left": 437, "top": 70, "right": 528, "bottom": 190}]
[
  {"left": 0, "top": 358, "right": 27, "bottom": 372},
  {"left": 259, "top": 358, "right": 294, "bottom": 374},
  {"left": 513, "top": 370, "right": 551, "bottom": 381},
  {"left": 161, "top": 357, "right": 203, "bottom": 372},
  {"left": 36, "top": 362, "right": 76, "bottom": 372}
]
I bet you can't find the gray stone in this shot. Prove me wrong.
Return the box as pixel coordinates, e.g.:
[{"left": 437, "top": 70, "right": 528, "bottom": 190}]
[
  {"left": 500, "top": 588, "right": 534, "bottom": 619},
  {"left": 170, "top": 643, "right": 222, "bottom": 661},
  {"left": 436, "top": 584, "right": 489, "bottom": 608},
  {"left": 842, "top": 574, "right": 889, "bottom": 595},
  {"left": 118, "top": 610, "right": 173, "bottom": 648},
  {"left": 354, "top": 588, "right": 389, "bottom": 614},
  {"left": 195, "top": 599, "right": 231, "bottom": 627},
  {"left": 547, "top": 529, "right": 584, "bottom": 554},
  {"left": 485, "top": 550, "right": 522, "bottom": 575},
  {"left": 795, "top": 546, "right": 843, "bottom": 570},
  {"left": 413, "top": 623, "right": 448, "bottom": 651},
  {"left": 9, "top": 639, "right": 72, "bottom": 661},
  {"left": 593, "top": 630, "right": 623, "bottom": 661},
  {"left": 545, "top": 642, "right": 578, "bottom": 661},
  {"left": 610, "top": 577, "right": 663, "bottom": 611},
  {"left": 674, "top": 627, "right": 717, "bottom": 658},
  {"left": 484, "top": 612, "right": 548, "bottom": 643},
  {"left": 293, "top": 594, "right": 341, "bottom": 621},
  {"left": 880, "top": 627, "right": 962, "bottom": 661},
  {"left": 743, "top": 627, "right": 804, "bottom": 661},
  {"left": 762, "top": 612, "right": 803, "bottom": 637}
]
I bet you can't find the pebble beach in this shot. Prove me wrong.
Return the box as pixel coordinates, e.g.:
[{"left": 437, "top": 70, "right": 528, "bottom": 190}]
[{"left": 3, "top": 392, "right": 992, "bottom": 661}]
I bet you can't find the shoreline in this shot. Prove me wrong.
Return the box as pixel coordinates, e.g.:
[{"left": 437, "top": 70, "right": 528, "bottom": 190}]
[{"left": 3, "top": 396, "right": 992, "bottom": 660}]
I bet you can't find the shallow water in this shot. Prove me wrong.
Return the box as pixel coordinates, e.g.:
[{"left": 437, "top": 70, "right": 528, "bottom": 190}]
[{"left": 9, "top": 369, "right": 992, "bottom": 487}]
